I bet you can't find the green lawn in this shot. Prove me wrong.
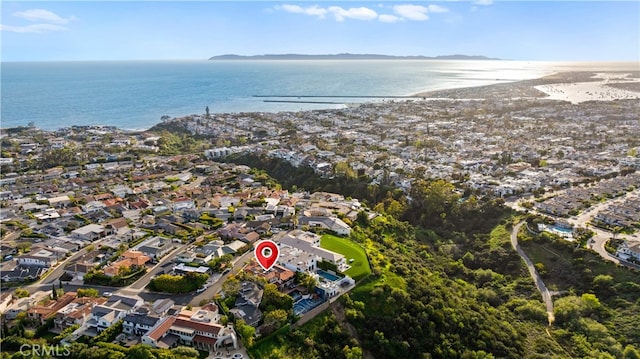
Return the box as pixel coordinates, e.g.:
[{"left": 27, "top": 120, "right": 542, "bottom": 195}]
[{"left": 320, "top": 234, "right": 371, "bottom": 281}]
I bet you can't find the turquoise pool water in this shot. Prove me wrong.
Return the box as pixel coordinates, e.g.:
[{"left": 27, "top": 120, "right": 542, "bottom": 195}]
[{"left": 317, "top": 269, "right": 340, "bottom": 281}]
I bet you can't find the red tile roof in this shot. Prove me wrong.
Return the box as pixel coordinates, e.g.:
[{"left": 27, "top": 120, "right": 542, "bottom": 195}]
[
  {"left": 174, "top": 318, "right": 223, "bottom": 335},
  {"left": 147, "top": 317, "right": 176, "bottom": 341}
]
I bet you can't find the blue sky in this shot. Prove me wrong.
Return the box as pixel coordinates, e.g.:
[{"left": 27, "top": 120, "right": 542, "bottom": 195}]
[{"left": 1, "top": 1, "right": 638, "bottom": 61}]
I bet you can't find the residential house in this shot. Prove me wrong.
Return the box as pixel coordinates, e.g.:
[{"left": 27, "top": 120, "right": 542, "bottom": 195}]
[
  {"left": 229, "top": 281, "right": 263, "bottom": 327},
  {"left": 238, "top": 231, "right": 260, "bottom": 244},
  {"left": 104, "top": 217, "right": 130, "bottom": 236},
  {"left": 191, "top": 243, "right": 224, "bottom": 264},
  {"left": 0, "top": 293, "right": 13, "bottom": 314},
  {"left": 86, "top": 295, "right": 143, "bottom": 333},
  {"left": 71, "top": 224, "right": 106, "bottom": 241},
  {"left": 105, "top": 295, "right": 143, "bottom": 313},
  {"left": 54, "top": 296, "right": 108, "bottom": 330},
  {"left": 3, "top": 295, "right": 38, "bottom": 320},
  {"left": 82, "top": 201, "right": 107, "bottom": 214},
  {"left": 172, "top": 198, "right": 195, "bottom": 212},
  {"left": 278, "top": 246, "right": 317, "bottom": 273},
  {"left": 150, "top": 298, "right": 175, "bottom": 317},
  {"left": 244, "top": 261, "right": 295, "bottom": 290},
  {"left": 221, "top": 240, "right": 246, "bottom": 255},
  {"left": 1, "top": 265, "right": 46, "bottom": 282},
  {"left": 27, "top": 292, "right": 78, "bottom": 326},
  {"left": 142, "top": 305, "right": 237, "bottom": 351},
  {"left": 136, "top": 237, "right": 174, "bottom": 262},
  {"left": 217, "top": 223, "right": 260, "bottom": 244},
  {"left": 279, "top": 230, "right": 346, "bottom": 269},
  {"left": 87, "top": 305, "right": 127, "bottom": 334},
  {"left": 17, "top": 248, "right": 62, "bottom": 268},
  {"left": 617, "top": 241, "right": 640, "bottom": 262},
  {"left": 48, "top": 195, "right": 72, "bottom": 208},
  {"left": 173, "top": 263, "right": 210, "bottom": 275},
  {"left": 104, "top": 250, "right": 150, "bottom": 277},
  {"left": 298, "top": 216, "right": 352, "bottom": 236},
  {"left": 123, "top": 313, "right": 161, "bottom": 336}
]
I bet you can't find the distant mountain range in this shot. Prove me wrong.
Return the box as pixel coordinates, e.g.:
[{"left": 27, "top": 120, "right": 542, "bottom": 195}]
[{"left": 209, "top": 53, "right": 500, "bottom": 60}]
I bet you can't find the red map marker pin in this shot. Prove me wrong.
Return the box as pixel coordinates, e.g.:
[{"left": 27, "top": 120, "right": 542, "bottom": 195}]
[{"left": 254, "top": 240, "right": 279, "bottom": 271}]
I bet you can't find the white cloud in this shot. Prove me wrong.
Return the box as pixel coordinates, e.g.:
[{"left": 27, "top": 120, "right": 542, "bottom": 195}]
[
  {"left": 281, "top": 4, "right": 304, "bottom": 13},
  {"left": 474, "top": 0, "right": 493, "bottom": 5},
  {"left": 328, "top": 6, "right": 378, "bottom": 21},
  {"left": 427, "top": 5, "right": 449, "bottom": 13},
  {"left": 304, "top": 5, "right": 329, "bottom": 18},
  {"left": 393, "top": 4, "right": 429, "bottom": 21},
  {"left": 13, "top": 9, "right": 74, "bottom": 25},
  {"left": 379, "top": 14, "right": 402, "bottom": 23},
  {"left": 0, "top": 23, "right": 68, "bottom": 34},
  {"left": 1, "top": 9, "right": 75, "bottom": 34},
  {"left": 278, "top": 3, "right": 448, "bottom": 23},
  {"left": 280, "top": 4, "right": 379, "bottom": 21},
  {"left": 280, "top": 4, "right": 327, "bottom": 19}
]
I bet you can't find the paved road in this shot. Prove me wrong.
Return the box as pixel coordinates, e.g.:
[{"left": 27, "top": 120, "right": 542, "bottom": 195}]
[
  {"left": 511, "top": 221, "right": 554, "bottom": 325},
  {"left": 9, "top": 231, "right": 259, "bottom": 306},
  {"left": 21, "top": 240, "right": 105, "bottom": 294},
  {"left": 586, "top": 228, "right": 621, "bottom": 264},
  {"left": 508, "top": 187, "right": 640, "bottom": 270},
  {"left": 13, "top": 281, "right": 193, "bottom": 303},
  {"left": 125, "top": 241, "right": 193, "bottom": 291},
  {"left": 564, "top": 188, "right": 640, "bottom": 269},
  {"left": 189, "top": 250, "right": 254, "bottom": 305}
]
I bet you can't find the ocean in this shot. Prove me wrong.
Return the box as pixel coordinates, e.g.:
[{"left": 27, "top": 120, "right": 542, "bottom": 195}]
[{"left": 1, "top": 60, "right": 554, "bottom": 131}]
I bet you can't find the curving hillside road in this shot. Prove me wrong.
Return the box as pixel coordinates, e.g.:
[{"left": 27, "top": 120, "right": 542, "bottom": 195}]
[{"left": 511, "top": 221, "right": 554, "bottom": 325}]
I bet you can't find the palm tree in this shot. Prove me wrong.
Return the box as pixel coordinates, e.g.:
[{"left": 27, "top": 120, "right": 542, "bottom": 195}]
[{"left": 612, "top": 226, "right": 622, "bottom": 240}]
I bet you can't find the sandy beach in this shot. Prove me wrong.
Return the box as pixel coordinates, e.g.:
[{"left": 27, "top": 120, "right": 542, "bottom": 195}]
[
  {"left": 534, "top": 72, "right": 640, "bottom": 104},
  {"left": 415, "top": 66, "right": 640, "bottom": 103}
]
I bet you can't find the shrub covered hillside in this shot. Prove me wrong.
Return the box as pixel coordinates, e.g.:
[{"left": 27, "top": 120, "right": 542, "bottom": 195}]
[
  {"left": 251, "top": 212, "right": 639, "bottom": 358},
  {"left": 252, "top": 213, "right": 550, "bottom": 358},
  {"left": 226, "top": 155, "right": 640, "bottom": 359}
]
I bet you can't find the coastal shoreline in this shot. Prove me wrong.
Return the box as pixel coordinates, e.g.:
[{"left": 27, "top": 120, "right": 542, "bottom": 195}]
[
  {"left": 2, "top": 65, "right": 639, "bottom": 133},
  {"left": 412, "top": 69, "right": 640, "bottom": 103}
]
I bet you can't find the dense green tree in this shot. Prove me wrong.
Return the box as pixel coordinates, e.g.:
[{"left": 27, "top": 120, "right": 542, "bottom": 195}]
[
  {"left": 77, "top": 288, "right": 100, "bottom": 297},
  {"left": 14, "top": 288, "right": 29, "bottom": 298},
  {"left": 260, "top": 283, "right": 293, "bottom": 313},
  {"left": 235, "top": 319, "right": 256, "bottom": 348},
  {"left": 127, "top": 345, "right": 157, "bottom": 359},
  {"left": 148, "top": 272, "right": 208, "bottom": 293},
  {"left": 343, "top": 345, "right": 364, "bottom": 359},
  {"left": 170, "top": 346, "right": 199, "bottom": 358},
  {"left": 624, "top": 345, "right": 640, "bottom": 359},
  {"left": 264, "top": 309, "right": 288, "bottom": 328}
]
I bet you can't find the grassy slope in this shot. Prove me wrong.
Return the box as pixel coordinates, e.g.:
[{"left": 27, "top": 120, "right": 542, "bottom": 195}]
[{"left": 320, "top": 234, "right": 371, "bottom": 281}]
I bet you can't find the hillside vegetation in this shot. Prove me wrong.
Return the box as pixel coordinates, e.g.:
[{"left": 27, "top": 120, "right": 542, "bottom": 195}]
[{"left": 226, "top": 154, "right": 640, "bottom": 358}]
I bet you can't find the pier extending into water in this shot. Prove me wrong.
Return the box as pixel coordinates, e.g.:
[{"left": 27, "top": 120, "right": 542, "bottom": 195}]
[
  {"left": 254, "top": 95, "right": 425, "bottom": 98},
  {"left": 256, "top": 94, "right": 426, "bottom": 104},
  {"left": 262, "top": 100, "right": 345, "bottom": 104}
]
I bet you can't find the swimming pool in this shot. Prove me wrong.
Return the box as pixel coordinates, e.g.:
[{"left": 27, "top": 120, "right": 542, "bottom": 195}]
[
  {"left": 317, "top": 269, "right": 341, "bottom": 282},
  {"left": 550, "top": 225, "right": 572, "bottom": 233},
  {"left": 293, "top": 297, "right": 324, "bottom": 316},
  {"left": 289, "top": 290, "right": 303, "bottom": 302}
]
